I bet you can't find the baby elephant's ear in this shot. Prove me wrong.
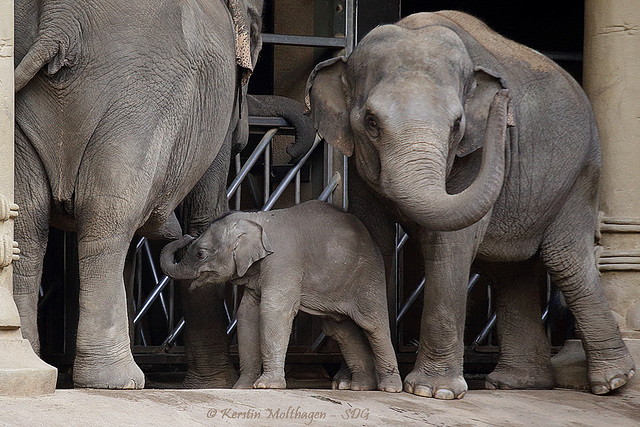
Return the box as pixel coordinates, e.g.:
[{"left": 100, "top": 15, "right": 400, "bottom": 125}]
[{"left": 232, "top": 220, "right": 273, "bottom": 277}]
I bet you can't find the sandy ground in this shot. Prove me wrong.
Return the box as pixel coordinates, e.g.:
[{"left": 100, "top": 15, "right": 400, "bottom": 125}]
[{"left": 0, "top": 387, "right": 639, "bottom": 426}]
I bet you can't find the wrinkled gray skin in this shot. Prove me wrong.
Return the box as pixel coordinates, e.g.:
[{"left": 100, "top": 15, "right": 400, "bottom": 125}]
[
  {"left": 13, "top": 0, "right": 263, "bottom": 389},
  {"left": 247, "top": 95, "right": 317, "bottom": 162},
  {"left": 307, "top": 11, "right": 635, "bottom": 399},
  {"left": 161, "top": 200, "right": 403, "bottom": 392}
]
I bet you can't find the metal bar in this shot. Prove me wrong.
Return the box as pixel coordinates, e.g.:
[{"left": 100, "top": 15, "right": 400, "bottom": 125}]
[
  {"left": 396, "top": 232, "right": 409, "bottom": 252},
  {"left": 235, "top": 153, "right": 242, "bottom": 211},
  {"left": 318, "top": 172, "right": 341, "bottom": 202},
  {"left": 295, "top": 170, "right": 301, "bottom": 205},
  {"left": 397, "top": 278, "right": 425, "bottom": 324},
  {"left": 143, "top": 240, "right": 169, "bottom": 322},
  {"left": 160, "top": 318, "right": 185, "bottom": 348},
  {"left": 227, "top": 128, "right": 278, "bottom": 199},
  {"left": 474, "top": 313, "right": 497, "bottom": 347},
  {"left": 262, "top": 135, "right": 321, "bottom": 211},
  {"left": 133, "top": 276, "right": 170, "bottom": 325},
  {"left": 309, "top": 332, "right": 327, "bottom": 353},
  {"left": 264, "top": 139, "right": 271, "bottom": 204},
  {"left": 467, "top": 273, "right": 480, "bottom": 293},
  {"left": 261, "top": 33, "right": 347, "bottom": 48},
  {"left": 226, "top": 317, "right": 237, "bottom": 336}
]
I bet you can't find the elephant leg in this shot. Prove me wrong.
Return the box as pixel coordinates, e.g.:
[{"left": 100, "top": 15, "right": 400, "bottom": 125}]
[
  {"left": 404, "top": 226, "right": 481, "bottom": 399},
  {"left": 254, "top": 286, "right": 301, "bottom": 389},
  {"left": 320, "top": 317, "right": 377, "bottom": 391},
  {"left": 13, "top": 133, "right": 51, "bottom": 354},
  {"left": 356, "top": 319, "right": 402, "bottom": 392},
  {"left": 481, "top": 258, "right": 554, "bottom": 390},
  {"left": 73, "top": 222, "right": 144, "bottom": 389},
  {"left": 540, "top": 183, "right": 634, "bottom": 394},
  {"left": 178, "top": 142, "right": 237, "bottom": 388},
  {"left": 234, "top": 290, "right": 262, "bottom": 389}
]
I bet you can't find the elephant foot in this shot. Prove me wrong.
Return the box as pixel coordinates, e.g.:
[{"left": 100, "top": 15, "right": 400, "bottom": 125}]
[
  {"left": 331, "top": 364, "right": 352, "bottom": 390},
  {"left": 485, "top": 363, "right": 555, "bottom": 390},
  {"left": 253, "top": 373, "right": 286, "bottom": 389},
  {"left": 233, "top": 374, "right": 260, "bottom": 389},
  {"left": 378, "top": 372, "right": 403, "bottom": 393},
  {"left": 183, "top": 367, "right": 238, "bottom": 389},
  {"left": 587, "top": 349, "right": 635, "bottom": 395},
  {"left": 350, "top": 371, "right": 378, "bottom": 391},
  {"left": 403, "top": 369, "right": 467, "bottom": 399},
  {"left": 73, "top": 356, "right": 145, "bottom": 389}
]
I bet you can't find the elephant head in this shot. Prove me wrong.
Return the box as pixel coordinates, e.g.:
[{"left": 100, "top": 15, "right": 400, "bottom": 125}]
[
  {"left": 307, "top": 24, "right": 512, "bottom": 231},
  {"left": 160, "top": 217, "right": 273, "bottom": 286}
]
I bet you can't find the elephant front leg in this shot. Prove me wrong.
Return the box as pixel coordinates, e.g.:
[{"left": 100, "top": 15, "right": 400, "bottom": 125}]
[
  {"left": 403, "top": 228, "right": 478, "bottom": 399},
  {"left": 254, "top": 292, "right": 300, "bottom": 389},
  {"left": 179, "top": 144, "right": 237, "bottom": 388},
  {"left": 234, "top": 290, "right": 262, "bottom": 389},
  {"left": 73, "top": 232, "right": 145, "bottom": 389},
  {"left": 181, "top": 283, "right": 237, "bottom": 388}
]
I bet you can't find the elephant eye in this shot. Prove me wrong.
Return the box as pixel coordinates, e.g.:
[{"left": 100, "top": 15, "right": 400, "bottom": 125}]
[
  {"left": 452, "top": 115, "right": 462, "bottom": 133},
  {"left": 196, "top": 249, "right": 208, "bottom": 261},
  {"left": 365, "top": 112, "right": 381, "bottom": 137}
]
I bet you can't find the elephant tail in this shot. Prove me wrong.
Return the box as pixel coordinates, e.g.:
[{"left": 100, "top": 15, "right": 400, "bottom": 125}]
[{"left": 14, "top": 38, "right": 61, "bottom": 92}]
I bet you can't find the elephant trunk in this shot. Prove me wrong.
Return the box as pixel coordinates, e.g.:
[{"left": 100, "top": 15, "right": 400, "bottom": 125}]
[
  {"left": 247, "top": 95, "right": 316, "bottom": 162},
  {"left": 160, "top": 235, "right": 199, "bottom": 280},
  {"left": 392, "top": 89, "right": 510, "bottom": 231}
]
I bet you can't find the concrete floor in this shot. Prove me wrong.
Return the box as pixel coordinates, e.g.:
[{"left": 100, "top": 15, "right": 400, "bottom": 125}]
[{"left": 1, "top": 387, "right": 639, "bottom": 426}]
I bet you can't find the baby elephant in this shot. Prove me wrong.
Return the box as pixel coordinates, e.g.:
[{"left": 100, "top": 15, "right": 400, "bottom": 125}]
[{"left": 160, "top": 200, "right": 402, "bottom": 392}]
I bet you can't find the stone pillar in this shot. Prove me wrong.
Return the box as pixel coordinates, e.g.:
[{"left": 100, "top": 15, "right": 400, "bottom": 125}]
[
  {"left": 0, "top": 0, "right": 57, "bottom": 396},
  {"left": 584, "top": 0, "right": 640, "bottom": 336}
]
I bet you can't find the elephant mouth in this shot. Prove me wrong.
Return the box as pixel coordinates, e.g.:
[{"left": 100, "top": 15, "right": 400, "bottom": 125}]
[{"left": 187, "top": 272, "right": 224, "bottom": 292}]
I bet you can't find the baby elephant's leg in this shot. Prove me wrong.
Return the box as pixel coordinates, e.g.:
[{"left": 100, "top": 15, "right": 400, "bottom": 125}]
[
  {"left": 254, "top": 291, "right": 300, "bottom": 389},
  {"left": 353, "top": 306, "right": 402, "bottom": 393},
  {"left": 320, "top": 317, "right": 377, "bottom": 390},
  {"left": 234, "top": 291, "right": 262, "bottom": 389}
]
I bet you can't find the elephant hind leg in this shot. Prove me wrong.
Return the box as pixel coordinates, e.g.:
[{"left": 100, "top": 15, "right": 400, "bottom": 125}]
[
  {"left": 540, "top": 185, "right": 634, "bottom": 394},
  {"left": 480, "top": 258, "right": 554, "bottom": 390},
  {"left": 319, "top": 317, "right": 377, "bottom": 391},
  {"left": 13, "top": 133, "right": 52, "bottom": 354}
]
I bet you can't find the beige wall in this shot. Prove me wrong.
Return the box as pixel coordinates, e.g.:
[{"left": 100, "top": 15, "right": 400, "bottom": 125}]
[{"left": 584, "top": 0, "right": 640, "bottom": 333}]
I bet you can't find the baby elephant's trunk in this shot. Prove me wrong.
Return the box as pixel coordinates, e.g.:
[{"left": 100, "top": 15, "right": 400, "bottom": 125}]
[{"left": 160, "top": 235, "right": 198, "bottom": 280}]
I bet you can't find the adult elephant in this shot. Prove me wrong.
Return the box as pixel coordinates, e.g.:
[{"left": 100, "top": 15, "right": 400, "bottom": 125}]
[
  {"left": 13, "top": 0, "right": 263, "bottom": 389},
  {"left": 307, "top": 11, "right": 634, "bottom": 399}
]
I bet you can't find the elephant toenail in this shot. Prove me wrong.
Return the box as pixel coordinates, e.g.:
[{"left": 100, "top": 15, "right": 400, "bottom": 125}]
[
  {"left": 403, "top": 382, "right": 414, "bottom": 394},
  {"left": 629, "top": 370, "right": 635, "bottom": 379},
  {"left": 610, "top": 376, "right": 628, "bottom": 390},
  {"left": 485, "top": 381, "right": 497, "bottom": 390},
  {"left": 434, "top": 389, "right": 455, "bottom": 400},
  {"left": 456, "top": 391, "right": 466, "bottom": 399},
  {"left": 414, "top": 385, "right": 433, "bottom": 397},
  {"left": 592, "top": 384, "right": 609, "bottom": 395}
]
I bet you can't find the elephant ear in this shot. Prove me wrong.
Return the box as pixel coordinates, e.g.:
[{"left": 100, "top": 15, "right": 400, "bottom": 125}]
[
  {"left": 228, "top": 0, "right": 255, "bottom": 86},
  {"left": 232, "top": 220, "right": 273, "bottom": 277},
  {"left": 458, "top": 67, "right": 513, "bottom": 157},
  {"left": 305, "top": 56, "right": 354, "bottom": 157}
]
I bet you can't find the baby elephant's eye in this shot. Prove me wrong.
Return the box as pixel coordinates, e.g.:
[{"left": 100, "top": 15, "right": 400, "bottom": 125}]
[{"left": 196, "top": 249, "right": 208, "bottom": 261}]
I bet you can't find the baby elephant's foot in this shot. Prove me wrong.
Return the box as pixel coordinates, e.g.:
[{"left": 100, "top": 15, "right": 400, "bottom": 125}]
[
  {"left": 404, "top": 369, "right": 467, "bottom": 399},
  {"left": 485, "top": 363, "right": 555, "bottom": 390},
  {"left": 378, "top": 372, "right": 402, "bottom": 393},
  {"left": 331, "top": 365, "right": 352, "bottom": 390},
  {"left": 254, "top": 373, "right": 286, "bottom": 389},
  {"left": 350, "top": 371, "right": 378, "bottom": 391},
  {"left": 588, "top": 349, "right": 635, "bottom": 395}
]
